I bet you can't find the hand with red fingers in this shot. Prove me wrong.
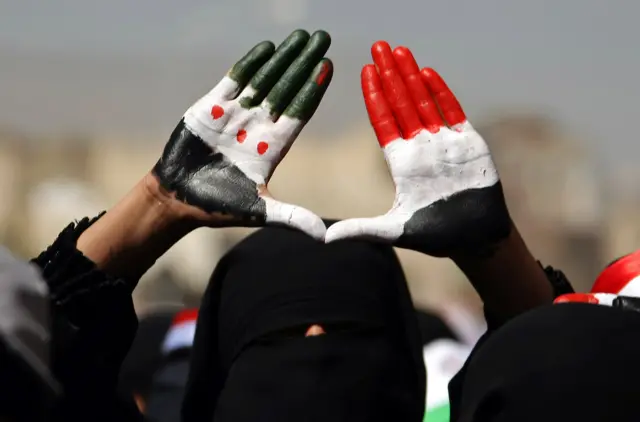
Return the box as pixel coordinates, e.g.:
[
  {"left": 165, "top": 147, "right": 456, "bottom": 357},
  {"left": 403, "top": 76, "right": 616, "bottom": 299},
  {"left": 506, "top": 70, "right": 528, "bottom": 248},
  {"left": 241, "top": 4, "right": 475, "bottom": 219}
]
[{"left": 325, "top": 41, "right": 510, "bottom": 256}]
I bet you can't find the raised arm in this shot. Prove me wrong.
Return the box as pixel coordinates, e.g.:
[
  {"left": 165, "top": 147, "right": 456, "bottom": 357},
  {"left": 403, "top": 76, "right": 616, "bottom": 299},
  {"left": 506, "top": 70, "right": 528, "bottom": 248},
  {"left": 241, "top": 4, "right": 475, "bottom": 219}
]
[
  {"left": 78, "top": 30, "right": 334, "bottom": 283},
  {"left": 326, "top": 41, "right": 555, "bottom": 322}
]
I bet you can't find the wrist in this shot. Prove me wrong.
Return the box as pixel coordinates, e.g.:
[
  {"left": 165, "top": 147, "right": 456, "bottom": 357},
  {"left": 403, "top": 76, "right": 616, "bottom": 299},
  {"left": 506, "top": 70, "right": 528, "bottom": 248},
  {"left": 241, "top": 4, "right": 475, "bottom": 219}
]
[
  {"left": 450, "top": 221, "right": 513, "bottom": 267},
  {"left": 76, "top": 174, "right": 198, "bottom": 282},
  {"left": 141, "top": 172, "right": 196, "bottom": 228},
  {"left": 451, "top": 224, "right": 554, "bottom": 322}
]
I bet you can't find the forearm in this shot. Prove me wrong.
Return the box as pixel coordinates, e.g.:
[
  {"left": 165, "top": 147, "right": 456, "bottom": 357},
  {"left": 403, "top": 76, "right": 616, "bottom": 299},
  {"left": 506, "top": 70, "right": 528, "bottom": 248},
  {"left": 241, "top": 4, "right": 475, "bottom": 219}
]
[
  {"left": 76, "top": 173, "right": 198, "bottom": 283},
  {"left": 452, "top": 223, "right": 554, "bottom": 323}
]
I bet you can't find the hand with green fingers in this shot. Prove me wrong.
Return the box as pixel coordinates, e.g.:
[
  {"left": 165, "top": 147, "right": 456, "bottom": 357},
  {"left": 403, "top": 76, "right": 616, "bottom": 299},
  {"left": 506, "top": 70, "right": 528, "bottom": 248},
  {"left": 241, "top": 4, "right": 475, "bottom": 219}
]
[{"left": 153, "top": 30, "right": 333, "bottom": 240}]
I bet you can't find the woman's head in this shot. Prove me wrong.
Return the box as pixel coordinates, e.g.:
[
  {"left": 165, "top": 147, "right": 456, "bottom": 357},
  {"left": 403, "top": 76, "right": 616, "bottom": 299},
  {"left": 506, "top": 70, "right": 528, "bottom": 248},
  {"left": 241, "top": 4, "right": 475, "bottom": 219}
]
[{"left": 183, "top": 224, "right": 426, "bottom": 422}]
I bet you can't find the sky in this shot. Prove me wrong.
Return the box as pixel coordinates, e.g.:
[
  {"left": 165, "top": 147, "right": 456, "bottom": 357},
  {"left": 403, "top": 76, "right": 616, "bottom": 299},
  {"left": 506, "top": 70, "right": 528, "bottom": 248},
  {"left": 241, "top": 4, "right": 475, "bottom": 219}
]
[{"left": 1, "top": 0, "right": 639, "bottom": 177}]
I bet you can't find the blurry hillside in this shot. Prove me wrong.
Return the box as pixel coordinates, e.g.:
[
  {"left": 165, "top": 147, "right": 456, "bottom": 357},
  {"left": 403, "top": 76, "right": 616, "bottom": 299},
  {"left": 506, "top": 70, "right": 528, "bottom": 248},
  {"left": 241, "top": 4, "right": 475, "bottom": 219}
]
[{"left": 1, "top": 111, "right": 637, "bottom": 312}]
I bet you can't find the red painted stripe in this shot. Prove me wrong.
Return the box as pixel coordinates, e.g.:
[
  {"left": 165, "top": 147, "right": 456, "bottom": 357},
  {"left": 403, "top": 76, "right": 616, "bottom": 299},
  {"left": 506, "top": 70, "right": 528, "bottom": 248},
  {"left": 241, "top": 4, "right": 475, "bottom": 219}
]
[
  {"left": 172, "top": 308, "right": 199, "bottom": 326},
  {"left": 591, "top": 250, "right": 640, "bottom": 294}
]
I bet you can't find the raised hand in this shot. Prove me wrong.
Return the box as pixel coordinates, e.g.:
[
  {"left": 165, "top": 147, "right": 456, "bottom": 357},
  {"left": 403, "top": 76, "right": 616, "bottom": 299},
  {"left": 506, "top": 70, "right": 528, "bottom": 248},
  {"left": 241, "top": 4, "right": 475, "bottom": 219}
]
[
  {"left": 325, "top": 41, "right": 510, "bottom": 256},
  {"left": 153, "top": 30, "right": 333, "bottom": 240}
]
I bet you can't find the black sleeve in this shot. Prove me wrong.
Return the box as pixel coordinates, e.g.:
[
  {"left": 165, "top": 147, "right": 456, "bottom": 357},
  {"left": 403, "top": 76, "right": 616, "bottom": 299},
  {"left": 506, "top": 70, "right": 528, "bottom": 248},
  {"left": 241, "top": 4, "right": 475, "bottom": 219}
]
[
  {"left": 31, "top": 213, "right": 144, "bottom": 422},
  {"left": 448, "top": 263, "right": 574, "bottom": 422}
]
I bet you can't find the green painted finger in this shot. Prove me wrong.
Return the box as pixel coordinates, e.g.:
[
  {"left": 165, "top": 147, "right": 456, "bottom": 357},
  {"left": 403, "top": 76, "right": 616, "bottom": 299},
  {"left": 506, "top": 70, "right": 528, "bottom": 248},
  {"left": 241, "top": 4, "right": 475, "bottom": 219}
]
[
  {"left": 282, "top": 58, "right": 334, "bottom": 122},
  {"left": 266, "top": 30, "right": 332, "bottom": 118},
  {"left": 227, "top": 41, "right": 276, "bottom": 90},
  {"left": 238, "top": 30, "right": 310, "bottom": 109}
]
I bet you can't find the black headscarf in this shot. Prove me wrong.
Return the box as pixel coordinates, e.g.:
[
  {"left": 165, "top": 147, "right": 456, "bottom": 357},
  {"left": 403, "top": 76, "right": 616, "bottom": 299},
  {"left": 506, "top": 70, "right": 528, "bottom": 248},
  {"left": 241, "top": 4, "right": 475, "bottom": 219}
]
[
  {"left": 182, "top": 223, "right": 425, "bottom": 422},
  {"left": 450, "top": 302, "right": 640, "bottom": 421}
]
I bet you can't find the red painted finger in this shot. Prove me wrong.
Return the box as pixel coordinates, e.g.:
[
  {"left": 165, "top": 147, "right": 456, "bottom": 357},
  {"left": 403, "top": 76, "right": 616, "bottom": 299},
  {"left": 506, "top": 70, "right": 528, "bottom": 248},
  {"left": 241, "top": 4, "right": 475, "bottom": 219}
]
[
  {"left": 361, "top": 64, "right": 401, "bottom": 147},
  {"left": 420, "top": 67, "right": 467, "bottom": 127},
  {"left": 371, "top": 41, "right": 423, "bottom": 139},
  {"left": 393, "top": 46, "right": 444, "bottom": 133}
]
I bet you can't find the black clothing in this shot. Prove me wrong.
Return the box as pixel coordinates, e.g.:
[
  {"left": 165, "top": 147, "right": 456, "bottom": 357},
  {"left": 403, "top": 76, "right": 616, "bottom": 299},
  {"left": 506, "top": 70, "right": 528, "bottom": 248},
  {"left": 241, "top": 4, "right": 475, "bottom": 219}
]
[
  {"left": 0, "top": 247, "right": 60, "bottom": 422},
  {"left": 145, "top": 349, "right": 192, "bottom": 422},
  {"left": 119, "top": 311, "right": 176, "bottom": 400},
  {"left": 449, "top": 302, "right": 640, "bottom": 421},
  {"left": 32, "top": 215, "right": 142, "bottom": 422},
  {"left": 415, "top": 310, "right": 458, "bottom": 345},
  {"left": 182, "top": 223, "right": 426, "bottom": 422}
]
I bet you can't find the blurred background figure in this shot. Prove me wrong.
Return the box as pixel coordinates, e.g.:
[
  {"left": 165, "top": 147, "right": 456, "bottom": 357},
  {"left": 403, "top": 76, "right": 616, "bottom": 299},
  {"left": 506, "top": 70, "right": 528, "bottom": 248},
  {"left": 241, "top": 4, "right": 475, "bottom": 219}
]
[
  {"left": 119, "top": 308, "right": 180, "bottom": 414},
  {"left": 416, "top": 310, "right": 474, "bottom": 422},
  {"left": 144, "top": 309, "right": 198, "bottom": 422},
  {"left": 0, "top": 247, "right": 59, "bottom": 422}
]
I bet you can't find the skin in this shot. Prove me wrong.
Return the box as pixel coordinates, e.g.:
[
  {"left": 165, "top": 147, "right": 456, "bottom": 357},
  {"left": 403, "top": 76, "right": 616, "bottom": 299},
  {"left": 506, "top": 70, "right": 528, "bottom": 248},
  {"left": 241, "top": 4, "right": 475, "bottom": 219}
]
[
  {"left": 452, "top": 226, "right": 553, "bottom": 321},
  {"left": 133, "top": 393, "right": 146, "bottom": 414},
  {"left": 305, "top": 324, "right": 326, "bottom": 337}
]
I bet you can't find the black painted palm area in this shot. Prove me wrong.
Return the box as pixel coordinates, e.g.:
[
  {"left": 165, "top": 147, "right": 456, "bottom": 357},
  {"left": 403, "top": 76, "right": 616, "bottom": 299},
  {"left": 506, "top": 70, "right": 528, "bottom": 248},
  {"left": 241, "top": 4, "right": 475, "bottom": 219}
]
[
  {"left": 153, "top": 121, "right": 267, "bottom": 222},
  {"left": 397, "top": 182, "right": 512, "bottom": 257}
]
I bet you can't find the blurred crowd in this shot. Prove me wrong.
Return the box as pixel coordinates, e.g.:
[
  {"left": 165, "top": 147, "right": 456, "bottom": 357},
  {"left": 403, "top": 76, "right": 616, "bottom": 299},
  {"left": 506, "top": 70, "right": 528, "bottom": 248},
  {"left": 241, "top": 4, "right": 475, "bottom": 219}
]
[{"left": 2, "top": 113, "right": 639, "bottom": 310}]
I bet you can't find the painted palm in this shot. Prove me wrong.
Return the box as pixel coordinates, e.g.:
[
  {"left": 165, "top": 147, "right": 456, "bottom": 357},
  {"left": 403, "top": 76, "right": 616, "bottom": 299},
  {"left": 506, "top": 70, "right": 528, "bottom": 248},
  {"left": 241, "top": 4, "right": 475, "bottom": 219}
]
[
  {"left": 153, "top": 30, "right": 333, "bottom": 240},
  {"left": 325, "top": 42, "right": 510, "bottom": 256}
]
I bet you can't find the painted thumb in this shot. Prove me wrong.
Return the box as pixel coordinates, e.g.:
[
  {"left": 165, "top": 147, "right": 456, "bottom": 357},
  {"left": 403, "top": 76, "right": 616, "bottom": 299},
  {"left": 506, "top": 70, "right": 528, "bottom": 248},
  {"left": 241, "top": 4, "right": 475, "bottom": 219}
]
[
  {"left": 324, "top": 216, "right": 395, "bottom": 244},
  {"left": 263, "top": 196, "right": 326, "bottom": 241}
]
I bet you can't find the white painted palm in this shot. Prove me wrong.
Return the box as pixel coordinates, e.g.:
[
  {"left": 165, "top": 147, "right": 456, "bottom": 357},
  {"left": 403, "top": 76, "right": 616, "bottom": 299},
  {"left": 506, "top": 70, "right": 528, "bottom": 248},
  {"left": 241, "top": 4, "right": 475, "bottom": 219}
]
[{"left": 326, "top": 42, "right": 510, "bottom": 256}]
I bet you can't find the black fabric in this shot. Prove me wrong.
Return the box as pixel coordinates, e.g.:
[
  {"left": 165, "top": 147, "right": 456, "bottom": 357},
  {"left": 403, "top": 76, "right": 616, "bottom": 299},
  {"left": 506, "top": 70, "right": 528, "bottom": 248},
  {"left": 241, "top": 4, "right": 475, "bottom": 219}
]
[
  {"left": 145, "top": 351, "right": 191, "bottom": 422},
  {"left": 32, "top": 215, "right": 143, "bottom": 422},
  {"left": 119, "top": 311, "right": 176, "bottom": 399},
  {"left": 0, "top": 247, "right": 60, "bottom": 422},
  {"left": 0, "top": 339, "right": 51, "bottom": 422},
  {"left": 449, "top": 303, "right": 640, "bottom": 421},
  {"left": 540, "top": 262, "right": 574, "bottom": 298},
  {"left": 612, "top": 295, "right": 640, "bottom": 312},
  {"left": 183, "top": 222, "right": 425, "bottom": 422},
  {"left": 415, "top": 310, "right": 458, "bottom": 345}
]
